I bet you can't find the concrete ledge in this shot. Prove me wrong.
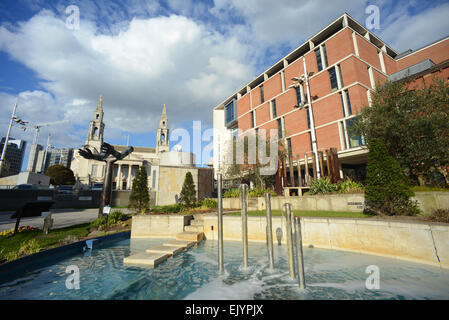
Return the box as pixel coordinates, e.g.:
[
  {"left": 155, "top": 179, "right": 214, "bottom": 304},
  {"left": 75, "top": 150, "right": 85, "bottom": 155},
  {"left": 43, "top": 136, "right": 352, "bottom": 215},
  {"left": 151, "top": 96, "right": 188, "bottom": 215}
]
[
  {"left": 221, "top": 191, "right": 449, "bottom": 215},
  {"left": 131, "top": 215, "right": 192, "bottom": 238},
  {"left": 199, "top": 215, "right": 449, "bottom": 269}
]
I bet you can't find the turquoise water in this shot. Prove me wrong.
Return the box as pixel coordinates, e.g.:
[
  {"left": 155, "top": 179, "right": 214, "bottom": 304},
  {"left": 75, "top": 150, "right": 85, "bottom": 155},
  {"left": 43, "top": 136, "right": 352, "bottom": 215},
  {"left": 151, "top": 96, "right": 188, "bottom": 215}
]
[{"left": 0, "top": 238, "right": 448, "bottom": 300}]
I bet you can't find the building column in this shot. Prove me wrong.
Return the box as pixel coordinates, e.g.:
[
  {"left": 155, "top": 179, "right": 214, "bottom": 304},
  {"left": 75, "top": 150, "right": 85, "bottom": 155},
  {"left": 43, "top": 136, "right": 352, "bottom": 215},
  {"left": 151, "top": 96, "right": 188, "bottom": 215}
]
[
  {"left": 117, "top": 164, "right": 122, "bottom": 190},
  {"left": 127, "top": 165, "right": 132, "bottom": 190}
]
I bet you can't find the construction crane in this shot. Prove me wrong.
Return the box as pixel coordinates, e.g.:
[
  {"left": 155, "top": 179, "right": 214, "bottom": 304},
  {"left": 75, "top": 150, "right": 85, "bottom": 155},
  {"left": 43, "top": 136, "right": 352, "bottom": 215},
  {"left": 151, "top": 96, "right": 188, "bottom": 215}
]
[
  {"left": 31, "top": 120, "right": 69, "bottom": 146},
  {"left": 27, "top": 120, "right": 69, "bottom": 173}
]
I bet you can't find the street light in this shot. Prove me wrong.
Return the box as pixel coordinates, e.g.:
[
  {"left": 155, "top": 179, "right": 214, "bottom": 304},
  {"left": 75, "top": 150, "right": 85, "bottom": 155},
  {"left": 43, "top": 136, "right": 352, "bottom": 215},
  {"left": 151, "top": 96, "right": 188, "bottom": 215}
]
[
  {"left": 288, "top": 59, "right": 320, "bottom": 179},
  {"left": 0, "top": 103, "right": 28, "bottom": 176}
]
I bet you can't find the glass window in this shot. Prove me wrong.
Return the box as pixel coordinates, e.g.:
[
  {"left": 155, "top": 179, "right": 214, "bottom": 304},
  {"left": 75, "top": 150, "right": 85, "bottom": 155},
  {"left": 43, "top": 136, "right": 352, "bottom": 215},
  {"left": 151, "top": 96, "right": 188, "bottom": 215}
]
[
  {"left": 260, "top": 85, "right": 265, "bottom": 103},
  {"left": 277, "top": 118, "right": 283, "bottom": 138},
  {"left": 251, "top": 111, "right": 255, "bottom": 128},
  {"left": 225, "top": 100, "right": 236, "bottom": 125},
  {"left": 305, "top": 107, "right": 311, "bottom": 129},
  {"left": 345, "top": 90, "right": 352, "bottom": 115},
  {"left": 91, "top": 165, "right": 97, "bottom": 177},
  {"left": 315, "top": 48, "right": 323, "bottom": 71},
  {"left": 329, "top": 67, "right": 338, "bottom": 91},
  {"left": 346, "top": 118, "right": 365, "bottom": 148},
  {"left": 272, "top": 99, "right": 277, "bottom": 117},
  {"left": 295, "top": 86, "right": 303, "bottom": 107}
]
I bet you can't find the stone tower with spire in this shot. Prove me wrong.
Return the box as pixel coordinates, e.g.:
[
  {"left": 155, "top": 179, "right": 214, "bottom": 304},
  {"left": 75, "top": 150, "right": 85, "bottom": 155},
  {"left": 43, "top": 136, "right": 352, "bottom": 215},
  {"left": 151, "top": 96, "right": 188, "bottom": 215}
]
[
  {"left": 156, "top": 104, "right": 169, "bottom": 153},
  {"left": 85, "top": 95, "right": 105, "bottom": 153}
]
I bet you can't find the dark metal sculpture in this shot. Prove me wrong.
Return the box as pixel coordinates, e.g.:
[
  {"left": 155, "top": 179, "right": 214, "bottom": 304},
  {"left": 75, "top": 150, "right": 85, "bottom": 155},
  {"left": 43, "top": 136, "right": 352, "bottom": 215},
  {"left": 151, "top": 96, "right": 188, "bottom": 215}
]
[{"left": 79, "top": 142, "right": 134, "bottom": 217}]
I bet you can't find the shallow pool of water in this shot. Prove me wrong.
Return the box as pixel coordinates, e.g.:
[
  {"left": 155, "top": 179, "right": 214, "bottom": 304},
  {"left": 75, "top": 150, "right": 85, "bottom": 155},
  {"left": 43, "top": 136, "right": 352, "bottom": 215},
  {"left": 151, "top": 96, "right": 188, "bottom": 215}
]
[{"left": 0, "top": 238, "right": 448, "bottom": 300}]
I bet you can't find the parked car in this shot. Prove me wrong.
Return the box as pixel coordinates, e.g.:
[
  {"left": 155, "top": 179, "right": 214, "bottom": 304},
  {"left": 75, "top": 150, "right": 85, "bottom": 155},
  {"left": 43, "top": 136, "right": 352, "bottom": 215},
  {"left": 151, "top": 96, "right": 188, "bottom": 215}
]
[
  {"left": 57, "top": 185, "right": 73, "bottom": 194},
  {"left": 12, "top": 184, "right": 34, "bottom": 190},
  {"left": 91, "top": 183, "right": 104, "bottom": 191}
]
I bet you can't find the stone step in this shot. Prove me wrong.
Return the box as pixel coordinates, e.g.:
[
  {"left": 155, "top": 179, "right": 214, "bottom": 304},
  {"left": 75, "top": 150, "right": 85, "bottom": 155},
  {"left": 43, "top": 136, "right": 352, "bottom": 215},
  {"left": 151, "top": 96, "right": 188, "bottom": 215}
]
[
  {"left": 123, "top": 252, "right": 168, "bottom": 267},
  {"left": 176, "top": 231, "right": 204, "bottom": 242},
  {"left": 190, "top": 219, "right": 204, "bottom": 226},
  {"left": 193, "top": 214, "right": 205, "bottom": 221},
  {"left": 146, "top": 245, "right": 184, "bottom": 257},
  {"left": 163, "top": 240, "right": 196, "bottom": 249},
  {"left": 185, "top": 225, "right": 204, "bottom": 232}
]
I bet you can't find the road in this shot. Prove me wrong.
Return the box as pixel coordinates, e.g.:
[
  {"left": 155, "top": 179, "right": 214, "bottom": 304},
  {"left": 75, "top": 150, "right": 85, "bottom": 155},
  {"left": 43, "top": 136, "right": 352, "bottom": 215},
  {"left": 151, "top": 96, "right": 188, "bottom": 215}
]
[{"left": 0, "top": 208, "right": 102, "bottom": 232}]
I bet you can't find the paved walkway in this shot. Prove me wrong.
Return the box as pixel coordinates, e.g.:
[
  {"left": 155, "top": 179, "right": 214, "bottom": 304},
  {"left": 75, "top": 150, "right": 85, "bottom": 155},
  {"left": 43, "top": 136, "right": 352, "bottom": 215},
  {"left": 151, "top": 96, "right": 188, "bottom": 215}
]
[{"left": 0, "top": 208, "right": 102, "bottom": 232}]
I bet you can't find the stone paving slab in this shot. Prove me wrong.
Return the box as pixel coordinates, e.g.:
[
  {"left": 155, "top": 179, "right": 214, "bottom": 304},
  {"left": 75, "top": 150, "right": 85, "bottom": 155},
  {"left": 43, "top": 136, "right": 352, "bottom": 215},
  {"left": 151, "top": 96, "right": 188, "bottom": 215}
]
[
  {"left": 146, "top": 245, "right": 184, "bottom": 257},
  {"left": 162, "top": 240, "right": 195, "bottom": 249},
  {"left": 123, "top": 252, "right": 168, "bottom": 267},
  {"left": 176, "top": 231, "right": 204, "bottom": 242}
]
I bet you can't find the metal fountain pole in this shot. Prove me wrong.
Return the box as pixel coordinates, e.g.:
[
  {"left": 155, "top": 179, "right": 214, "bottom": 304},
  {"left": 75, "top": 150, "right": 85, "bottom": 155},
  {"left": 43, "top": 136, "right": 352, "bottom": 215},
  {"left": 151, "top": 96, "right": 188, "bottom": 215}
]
[
  {"left": 294, "top": 216, "right": 306, "bottom": 289},
  {"left": 265, "top": 192, "right": 275, "bottom": 270},
  {"left": 241, "top": 183, "right": 248, "bottom": 268},
  {"left": 283, "top": 203, "right": 295, "bottom": 278},
  {"left": 218, "top": 173, "right": 224, "bottom": 273}
]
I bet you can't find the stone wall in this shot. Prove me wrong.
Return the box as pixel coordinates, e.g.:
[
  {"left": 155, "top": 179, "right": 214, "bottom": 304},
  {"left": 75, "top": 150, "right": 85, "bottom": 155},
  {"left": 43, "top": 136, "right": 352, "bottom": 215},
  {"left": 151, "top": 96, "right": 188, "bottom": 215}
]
[
  {"left": 200, "top": 215, "right": 449, "bottom": 269},
  {"left": 221, "top": 192, "right": 449, "bottom": 215},
  {"left": 131, "top": 214, "right": 192, "bottom": 238}
]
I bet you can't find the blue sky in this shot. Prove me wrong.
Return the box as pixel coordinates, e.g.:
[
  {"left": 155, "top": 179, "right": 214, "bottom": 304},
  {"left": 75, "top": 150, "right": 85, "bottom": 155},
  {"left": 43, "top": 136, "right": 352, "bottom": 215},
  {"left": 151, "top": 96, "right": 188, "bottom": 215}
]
[{"left": 0, "top": 0, "right": 448, "bottom": 170}]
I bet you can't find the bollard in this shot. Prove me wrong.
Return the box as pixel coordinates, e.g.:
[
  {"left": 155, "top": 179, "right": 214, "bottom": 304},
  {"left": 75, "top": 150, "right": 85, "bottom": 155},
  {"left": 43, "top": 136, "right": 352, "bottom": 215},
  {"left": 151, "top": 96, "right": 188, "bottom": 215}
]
[
  {"left": 218, "top": 174, "right": 224, "bottom": 273},
  {"left": 265, "top": 193, "right": 275, "bottom": 270},
  {"left": 294, "top": 216, "right": 306, "bottom": 289},
  {"left": 241, "top": 184, "right": 248, "bottom": 268},
  {"left": 283, "top": 203, "right": 295, "bottom": 278}
]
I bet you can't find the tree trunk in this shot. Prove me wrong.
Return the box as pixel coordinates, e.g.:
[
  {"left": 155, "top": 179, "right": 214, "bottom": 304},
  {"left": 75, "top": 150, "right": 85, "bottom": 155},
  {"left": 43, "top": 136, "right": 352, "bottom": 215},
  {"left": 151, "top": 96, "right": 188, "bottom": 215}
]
[{"left": 417, "top": 174, "right": 426, "bottom": 186}]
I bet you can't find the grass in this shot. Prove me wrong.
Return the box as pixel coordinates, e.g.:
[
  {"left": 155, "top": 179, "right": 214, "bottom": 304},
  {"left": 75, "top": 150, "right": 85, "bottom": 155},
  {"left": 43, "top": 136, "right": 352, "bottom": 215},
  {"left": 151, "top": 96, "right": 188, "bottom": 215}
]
[
  {"left": 0, "top": 223, "right": 92, "bottom": 263},
  {"left": 226, "top": 210, "right": 372, "bottom": 218}
]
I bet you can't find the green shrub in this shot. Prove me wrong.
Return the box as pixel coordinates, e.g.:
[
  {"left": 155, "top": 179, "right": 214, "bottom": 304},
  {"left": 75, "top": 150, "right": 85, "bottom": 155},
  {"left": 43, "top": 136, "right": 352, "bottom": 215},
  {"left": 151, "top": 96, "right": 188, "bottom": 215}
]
[
  {"left": 179, "top": 172, "right": 197, "bottom": 208},
  {"left": 365, "top": 138, "right": 420, "bottom": 216},
  {"left": 108, "top": 211, "right": 129, "bottom": 224},
  {"left": 428, "top": 209, "right": 449, "bottom": 223},
  {"left": 199, "top": 198, "right": 218, "bottom": 209},
  {"left": 151, "top": 204, "right": 184, "bottom": 214},
  {"left": 248, "top": 188, "right": 276, "bottom": 198},
  {"left": 309, "top": 177, "right": 338, "bottom": 195},
  {"left": 90, "top": 216, "right": 108, "bottom": 228},
  {"left": 224, "top": 188, "right": 240, "bottom": 198},
  {"left": 129, "top": 166, "right": 150, "bottom": 212},
  {"left": 336, "top": 179, "right": 364, "bottom": 194}
]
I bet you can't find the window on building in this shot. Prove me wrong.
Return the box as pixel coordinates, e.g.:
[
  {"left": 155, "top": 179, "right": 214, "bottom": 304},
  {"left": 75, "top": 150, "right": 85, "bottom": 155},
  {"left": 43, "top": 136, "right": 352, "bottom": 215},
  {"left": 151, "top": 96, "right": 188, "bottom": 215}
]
[
  {"left": 287, "top": 138, "right": 293, "bottom": 156},
  {"left": 346, "top": 117, "right": 365, "bottom": 148},
  {"left": 260, "top": 85, "right": 265, "bottom": 103},
  {"left": 329, "top": 67, "right": 338, "bottom": 91},
  {"left": 305, "top": 107, "right": 311, "bottom": 129},
  {"left": 309, "top": 132, "right": 313, "bottom": 151},
  {"left": 225, "top": 99, "right": 237, "bottom": 126},
  {"left": 315, "top": 48, "right": 323, "bottom": 71},
  {"left": 271, "top": 99, "right": 277, "bottom": 118},
  {"left": 345, "top": 90, "right": 352, "bottom": 115},
  {"left": 277, "top": 118, "right": 283, "bottom": 138},
  {"left": 250, "top": 111, "right": 255, "bottom": 128},
  {"left": 295, "top": 86, "right": 303, "bottom": 108}
]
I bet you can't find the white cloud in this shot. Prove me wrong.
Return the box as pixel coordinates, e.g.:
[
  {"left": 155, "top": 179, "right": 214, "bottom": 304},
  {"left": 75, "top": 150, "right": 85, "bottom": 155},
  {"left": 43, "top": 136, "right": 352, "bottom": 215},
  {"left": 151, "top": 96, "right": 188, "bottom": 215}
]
[{"left": 0, "top": 9, "right": 254, "bottom": 150}]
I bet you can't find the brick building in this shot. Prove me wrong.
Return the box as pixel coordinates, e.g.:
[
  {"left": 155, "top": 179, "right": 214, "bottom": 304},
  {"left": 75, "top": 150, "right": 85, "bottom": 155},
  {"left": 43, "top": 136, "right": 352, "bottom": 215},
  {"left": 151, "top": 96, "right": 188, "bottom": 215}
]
[{"left": 213, "top": 13, "right": 449, "bottom": 186}]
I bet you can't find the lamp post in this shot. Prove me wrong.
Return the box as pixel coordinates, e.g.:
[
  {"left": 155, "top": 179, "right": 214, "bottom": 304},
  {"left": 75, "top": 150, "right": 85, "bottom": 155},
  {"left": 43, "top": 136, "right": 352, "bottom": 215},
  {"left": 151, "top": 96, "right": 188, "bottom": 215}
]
[
  {"left": 288, "top": 58, "right": 321, "bottom": 179},
  {"left": 0, "top": 103, "right": 28, "bottom": 176}
]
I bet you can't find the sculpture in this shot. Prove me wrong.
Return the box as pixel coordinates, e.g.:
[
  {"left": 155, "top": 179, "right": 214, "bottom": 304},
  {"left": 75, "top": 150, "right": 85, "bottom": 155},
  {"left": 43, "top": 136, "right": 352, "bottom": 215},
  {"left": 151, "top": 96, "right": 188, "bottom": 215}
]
[{"left": 78, "top": 142, "right": 134, "bottom": 217}]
